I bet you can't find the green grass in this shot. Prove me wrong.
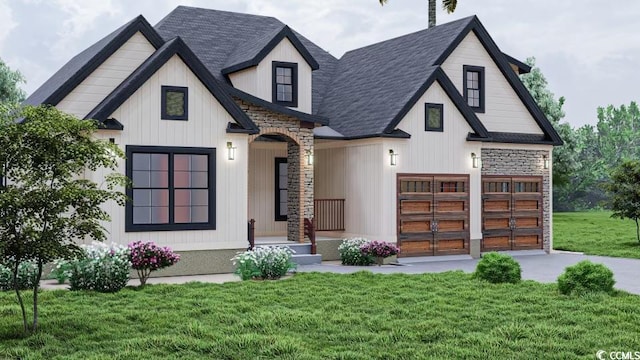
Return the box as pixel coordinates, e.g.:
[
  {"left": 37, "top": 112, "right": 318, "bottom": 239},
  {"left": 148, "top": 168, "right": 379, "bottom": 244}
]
[
  {"left": 2, "top": 272, "right": 640, "bottom": 359},
  {"left": 554, "top": 211, "right": 640, "bottom": 258}
]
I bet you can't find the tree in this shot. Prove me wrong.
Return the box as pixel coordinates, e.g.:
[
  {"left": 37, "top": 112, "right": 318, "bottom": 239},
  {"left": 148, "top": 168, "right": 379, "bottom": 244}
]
[
  {"left": 378, "top": 0, "right": 458, "bottom": 28},
  {"left": 0, "top": 58, "right": 26, "bottom": 103},
  {"left": 520, "top": 57, "right": 576, "bottom": 188},
  {"left": 0, "top": 105, "right": 126, "bottom": 333},
  {"left": 605, "top": 160, "right": 640, "bottom": 242}
]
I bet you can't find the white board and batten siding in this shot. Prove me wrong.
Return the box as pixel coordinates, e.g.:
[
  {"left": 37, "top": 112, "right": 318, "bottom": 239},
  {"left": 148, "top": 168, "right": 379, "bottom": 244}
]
[
  {"left": 441, "top": 32, "right": 543, "bottom": 135},
  {"left": 91, "top": 54, "right": 249, "bottom": 251},
  {"left": 248, "top": 142, "right": 288, "bottom": 236},
  {"left": 315, "top": 140, "right": 385, "bottom": 240},
  {"left": 57, "top": 32, "right": 156, "bottom": 118},
  {"left": 228, "top": 38, "right": 313, "bottom": 114},
  {"left": 386, "top": 81, "right": 482, "bottom": 241}
]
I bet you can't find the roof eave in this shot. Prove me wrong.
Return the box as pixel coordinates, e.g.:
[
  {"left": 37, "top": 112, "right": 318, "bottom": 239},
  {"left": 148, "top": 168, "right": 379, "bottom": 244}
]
[{"left": 225, "top": 85, "right": 329, "bottom": 125}]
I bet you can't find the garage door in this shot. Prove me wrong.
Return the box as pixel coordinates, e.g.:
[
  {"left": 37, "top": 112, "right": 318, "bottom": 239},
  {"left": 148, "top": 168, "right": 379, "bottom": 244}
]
[
  {"left": 482, "top": 176, "right": 543, "bottom": 251},
  {"left": 397, "top": 174, "right": 470, "bottom": 257}
]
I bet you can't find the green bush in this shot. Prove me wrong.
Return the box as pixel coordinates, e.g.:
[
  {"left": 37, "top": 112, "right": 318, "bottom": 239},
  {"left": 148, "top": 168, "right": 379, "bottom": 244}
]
[
  {"left": 338, "top": 238, "right": 374, "bottom": 266},
  {"left": 557, "top": 260, "right": 615, "bottom": 295},
  {"left": 68, "top": 242, "right": 131, "bottom": 293},
  {"left": 232, "top": 246, "right": 296, "bottom": 280},
  {"left": 0, "top": 261, "right": 39, "bottom": 291},
  {"left": 474, "top": 252, "right": 521, "bottom": 284}
]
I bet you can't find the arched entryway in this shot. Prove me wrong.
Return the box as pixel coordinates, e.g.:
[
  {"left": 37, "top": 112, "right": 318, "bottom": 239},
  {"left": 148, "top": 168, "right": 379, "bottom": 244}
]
[{"left": 248, "top": 129, "right": 313, "bottom": 242}]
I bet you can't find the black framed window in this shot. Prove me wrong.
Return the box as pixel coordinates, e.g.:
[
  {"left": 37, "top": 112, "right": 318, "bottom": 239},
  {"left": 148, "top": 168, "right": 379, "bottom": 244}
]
[
  {"left": 275, "top": 157, "right": 288, "bottom": 221},
  {"left": 425, "top": 103, "right": 443, "bottom": 132},
  {"left": 161, "top": 86, "right": 188, "bottom": 120},
  {"left": 463, "top": 65, "right": 485, "bottom": 113},
  {"left": 272, "top": 62, "right": 298, "bottom": 107},
  {"left": 126, "top": 146, "right": 215, "bottom": 232}
]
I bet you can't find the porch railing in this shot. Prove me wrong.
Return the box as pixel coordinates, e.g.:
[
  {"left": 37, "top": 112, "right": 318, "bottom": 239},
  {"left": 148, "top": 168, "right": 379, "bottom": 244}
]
[
  {"left": 304, "top": 218, "right": 317, "bottom": 255},
  {"left": 247, "top": 219, "right": 255, "bottom": 250},
  {"left": 314, "top": 199, "right": 345, "bottom": 231}
]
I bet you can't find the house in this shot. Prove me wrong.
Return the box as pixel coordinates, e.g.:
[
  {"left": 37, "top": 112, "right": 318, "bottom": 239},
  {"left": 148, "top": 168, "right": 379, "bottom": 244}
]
[{"left": 24, "top": 6, "right": 562, "bottom": 275}]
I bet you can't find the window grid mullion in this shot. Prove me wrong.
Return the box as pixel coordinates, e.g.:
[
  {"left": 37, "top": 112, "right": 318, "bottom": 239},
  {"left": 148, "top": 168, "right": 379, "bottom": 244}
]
[{"left": 168, "top": 152, "right": 175, "bottom": 226}]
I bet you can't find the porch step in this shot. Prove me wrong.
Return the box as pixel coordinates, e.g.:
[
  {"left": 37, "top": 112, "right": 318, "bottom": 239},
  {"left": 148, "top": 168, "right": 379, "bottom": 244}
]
[
  {"left": 256, "top": 243, "right": 313, "bottom": 254},
  {"left": 255, "top": 243, "right": 322, "bottom": 265},
  {"left": 291, "top": 254, "right": 323, "bottom": 266}
]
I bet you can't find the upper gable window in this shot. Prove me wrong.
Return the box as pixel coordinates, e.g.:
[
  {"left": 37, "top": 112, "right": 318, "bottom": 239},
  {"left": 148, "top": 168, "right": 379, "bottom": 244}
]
[
  {"left": 425, "top": 103, "right": 443, "bottom": 132},
  {"left": 272, "top": 62, "right": 298, "bottom": 107},
  {"left": 161, "top": 86, "right": 188, "bottom": 120},
  {"left": 463, "top": 66, "right": 485, "bottom": 113}
]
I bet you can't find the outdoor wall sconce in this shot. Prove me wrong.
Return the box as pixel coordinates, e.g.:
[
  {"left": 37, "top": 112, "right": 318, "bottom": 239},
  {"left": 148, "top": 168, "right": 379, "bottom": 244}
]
[
  {"left": 389, "top": 149, "right": 398, "bottom": 166},
  {"left": 227, "top": 142, "right": 236, "bottom": 161},
  {"left": 306, "top": 149, "right": 314, "bottom": 166},
  {"left": 543, "top": 155, "right": 549, "bottom": 169},
  {"left": 471, "top": 153, "right": 479, "bottom": 168}
]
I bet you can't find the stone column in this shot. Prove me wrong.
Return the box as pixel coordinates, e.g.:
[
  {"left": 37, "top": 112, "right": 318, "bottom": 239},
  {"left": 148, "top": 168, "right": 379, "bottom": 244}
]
[{"left": 287, "top": 141, "right": 302, "bottom": 242}]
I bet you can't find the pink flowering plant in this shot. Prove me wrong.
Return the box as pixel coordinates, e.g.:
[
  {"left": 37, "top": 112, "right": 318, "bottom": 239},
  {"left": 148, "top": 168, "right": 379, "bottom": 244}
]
[
  {"left": 128, "top": 241, "right": 180, "bottom": 287},
  {"left": 359, "top": 241, "right": 400, "bottom": 260}
]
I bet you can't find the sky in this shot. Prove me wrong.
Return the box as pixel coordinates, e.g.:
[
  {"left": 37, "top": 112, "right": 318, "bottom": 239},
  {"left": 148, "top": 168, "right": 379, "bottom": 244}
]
[{"left": 1, "top": 0, "right": 639, "bottom": 128}]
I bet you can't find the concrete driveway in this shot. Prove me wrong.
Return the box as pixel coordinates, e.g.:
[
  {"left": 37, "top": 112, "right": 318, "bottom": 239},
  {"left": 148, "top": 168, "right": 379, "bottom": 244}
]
[{"left": 297, "top": 251, "right": 640, "bottom": 295}]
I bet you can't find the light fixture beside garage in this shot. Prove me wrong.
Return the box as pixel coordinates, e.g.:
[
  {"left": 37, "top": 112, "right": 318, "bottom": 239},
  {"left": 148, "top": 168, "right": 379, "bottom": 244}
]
[
  {"left": 543, "top": 155, "right": 549, "bottom": 169},
  {"left": 306, "top": 149, "right": 314, "bottom": 166},
  {"left": 389, "top": 149, "right": 398, "bottom": 166},
  {"left": 226, "top": 142, "right": 236, "bottom": 161},
  {"left": 471, "top": 153, "right": 480, "bottom": 168}
]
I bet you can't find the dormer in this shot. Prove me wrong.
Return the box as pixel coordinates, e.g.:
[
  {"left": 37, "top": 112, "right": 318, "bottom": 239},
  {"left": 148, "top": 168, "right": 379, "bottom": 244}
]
[{"left": 222, "top": 26, "right": 319, "bottom": 114}]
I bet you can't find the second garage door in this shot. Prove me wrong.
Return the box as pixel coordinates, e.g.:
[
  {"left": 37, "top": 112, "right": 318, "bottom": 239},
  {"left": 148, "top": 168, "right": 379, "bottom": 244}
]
[{"left": 482, "top": 176, "right": 543, "bottom": 251}]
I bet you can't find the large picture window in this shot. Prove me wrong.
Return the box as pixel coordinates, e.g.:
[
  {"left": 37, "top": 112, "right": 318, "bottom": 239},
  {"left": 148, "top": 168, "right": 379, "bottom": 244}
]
[
  {"left": 275, "top": 158, "right": 288, "bottom": 221},
  {"left": 272, "top": 62, "right": 298, "bottom": 107},
  {"left": 463, "top": 65, "right": 485, "bottom": 113},
  {"left": 126, "top": 146, "right": 215, "bottom": 232}
]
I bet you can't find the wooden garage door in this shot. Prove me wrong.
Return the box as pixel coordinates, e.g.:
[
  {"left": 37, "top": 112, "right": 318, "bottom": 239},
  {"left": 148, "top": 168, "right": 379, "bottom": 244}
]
[
  {"left": 397, "top": 174, "right": 470, "bottom": 257},
  {"left": 482, "top": 176, "right": 543, "bottom": 251}
]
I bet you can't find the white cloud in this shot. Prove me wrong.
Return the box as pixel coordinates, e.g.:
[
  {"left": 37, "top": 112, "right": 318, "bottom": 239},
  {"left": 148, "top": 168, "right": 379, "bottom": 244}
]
[
  {"left": 49, "top": 0, "right": 123, "bottom": 60},
  {"left": 0, "top": 0, "right": 18, "bottom": 54}
]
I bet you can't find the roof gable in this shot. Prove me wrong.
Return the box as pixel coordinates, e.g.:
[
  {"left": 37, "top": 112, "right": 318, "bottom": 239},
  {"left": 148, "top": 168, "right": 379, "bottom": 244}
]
[
  {"left": 155, "top": 6, "right": 338, "bottom": 114},
  {"left": 385, "top": 67, "right": 489, "bottom": 138},
  {"left": 221, "top": 25, "right": 319, "bottom": 75},
  {"left": 25, "top": 15, "right": 164, "bottom": 107},
  {"left": 85, "top": 37, "right": 257, "bottom": 133},
  {"left": 434, "top": 16, "right": 562, "bottom": 145}
]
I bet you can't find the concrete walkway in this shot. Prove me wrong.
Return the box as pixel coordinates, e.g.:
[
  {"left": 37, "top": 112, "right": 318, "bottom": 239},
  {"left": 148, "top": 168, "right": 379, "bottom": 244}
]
[{"left": 40, "top": 252, "right": 640, "bottom": 295}]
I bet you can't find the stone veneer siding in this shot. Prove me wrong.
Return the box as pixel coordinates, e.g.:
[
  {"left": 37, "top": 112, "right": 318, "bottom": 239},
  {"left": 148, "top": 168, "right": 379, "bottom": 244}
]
[
  {"left": 481, "top": 148, "right": 551, "bottom": 252},
  {"left": 236, "top": 98, "right": 314, "bottom": 242}
]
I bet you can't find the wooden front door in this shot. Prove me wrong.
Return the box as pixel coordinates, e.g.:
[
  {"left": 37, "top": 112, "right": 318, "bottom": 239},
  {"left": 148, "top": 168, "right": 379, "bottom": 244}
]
[
  {"left": 482, "top": 176, "right": 543, "bottom": 251},
  {"left": 397, "top": 174, "right": 470, "bottom": 257}
]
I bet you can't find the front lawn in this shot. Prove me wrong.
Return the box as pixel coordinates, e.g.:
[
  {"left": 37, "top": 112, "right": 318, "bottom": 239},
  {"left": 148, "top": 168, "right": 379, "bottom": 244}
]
[
  {"left": 554, "top": 211, "right": 640, "bottom": 258},
  {"left": 2, "top": 272, "right": 640, "bottom": 359}
]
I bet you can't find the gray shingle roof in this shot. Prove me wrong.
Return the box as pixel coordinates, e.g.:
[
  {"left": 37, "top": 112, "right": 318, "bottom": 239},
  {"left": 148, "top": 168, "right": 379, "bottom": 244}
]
[
  {"left": 316, "top": 17, "right": 474, "bottom": 137},
  {"left": 25, "top": 6, "right": 561, "bottom": 145},
  {"left": 154, "top": 6, "right": 338, "bottom": 114}
]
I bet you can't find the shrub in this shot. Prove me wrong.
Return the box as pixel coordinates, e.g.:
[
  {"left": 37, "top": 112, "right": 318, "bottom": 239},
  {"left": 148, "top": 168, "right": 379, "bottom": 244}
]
[
  {"left": 232, "top": 246, "right": 296, "bottom": 280},
  {"left": 50, "top": 259, "right": 73, "bottom": 284},
  {"left": 68, "top": 242, "right": 131, "bottom": 293},
  {"left": 474, "top": 252, "right": 521, "bottom": 284},
  {"left": 0, "top": 260, "right": 39, "bottom": 291},
  {"left": 360, "top": 241, "right": 400, "bottom": 258},
  {"left": 557, "top": 260, "right": 615, "bottom": 295},
  {"left": 129, "top": 241, "right": 180, "bottom": 287},
  {"left": 339, "top": 238, "right": 374, "bottom": 266}
]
